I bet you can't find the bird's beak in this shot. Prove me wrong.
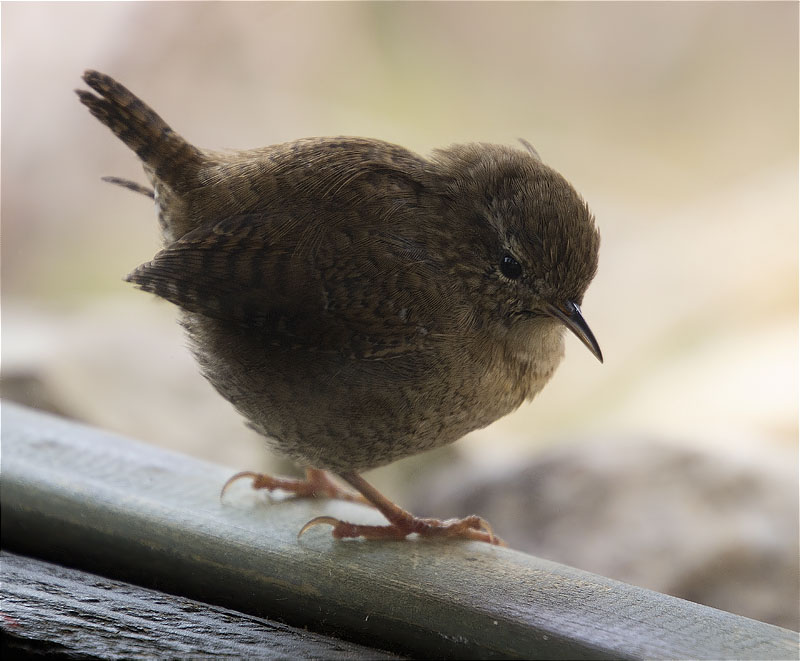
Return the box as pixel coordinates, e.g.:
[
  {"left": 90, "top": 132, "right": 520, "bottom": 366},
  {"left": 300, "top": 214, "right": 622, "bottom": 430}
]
[{"left": 546, "top": 301, "right": 603, "bottom": 363}]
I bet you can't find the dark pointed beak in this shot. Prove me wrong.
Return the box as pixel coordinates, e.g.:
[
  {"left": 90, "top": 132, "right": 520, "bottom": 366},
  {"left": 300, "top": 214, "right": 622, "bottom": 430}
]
[{"left": 546, "top": 301, "right": 603, "bottom": 363}]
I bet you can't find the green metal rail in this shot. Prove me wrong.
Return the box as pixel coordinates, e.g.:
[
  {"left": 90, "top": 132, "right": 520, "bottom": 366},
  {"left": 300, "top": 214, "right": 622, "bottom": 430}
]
[{"left": 1, "top": 401, "right": 797, "bottom": 659}]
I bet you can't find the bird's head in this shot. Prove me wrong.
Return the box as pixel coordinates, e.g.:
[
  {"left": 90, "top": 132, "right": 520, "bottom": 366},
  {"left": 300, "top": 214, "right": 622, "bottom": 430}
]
[{"left": 431, "top": 141, "right": 602, "bottom": 363}]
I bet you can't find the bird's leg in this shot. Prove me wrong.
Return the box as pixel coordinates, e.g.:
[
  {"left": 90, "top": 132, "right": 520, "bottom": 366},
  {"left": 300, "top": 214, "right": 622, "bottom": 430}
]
[
  {"left": 221, "top": 467, "right": 370, "bottom": 505},
  {"left": 299, "top": 471, "right": 505, "bottom": 546}
]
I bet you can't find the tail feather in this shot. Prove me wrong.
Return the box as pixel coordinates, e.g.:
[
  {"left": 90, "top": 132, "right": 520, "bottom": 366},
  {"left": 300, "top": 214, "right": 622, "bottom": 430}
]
[
  {"left": 101, "top": 176, "right": 155, "bottom": 199},
  {"left": 77, "top": 70, "right": 202, "bottom": 190}
]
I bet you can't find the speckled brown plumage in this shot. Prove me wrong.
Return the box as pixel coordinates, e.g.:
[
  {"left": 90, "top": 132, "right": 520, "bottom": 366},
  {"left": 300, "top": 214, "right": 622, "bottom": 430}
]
[{"left": 77, "top": 70, "right": 602, "bottom": 544}]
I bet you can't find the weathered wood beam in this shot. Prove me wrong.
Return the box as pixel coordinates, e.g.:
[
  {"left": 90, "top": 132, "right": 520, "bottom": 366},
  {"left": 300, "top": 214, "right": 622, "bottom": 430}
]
[
  {"left": 1, "top": 402, "right": 797, "bottom": 659},
  {"left": 1, "top": 551, "right": 400, "bottom": 659}
]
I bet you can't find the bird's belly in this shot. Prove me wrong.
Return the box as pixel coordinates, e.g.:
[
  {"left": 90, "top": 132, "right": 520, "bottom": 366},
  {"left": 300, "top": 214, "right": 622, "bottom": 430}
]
[{"left": 181, "top": 314, "right": 549, "bottom": 472}]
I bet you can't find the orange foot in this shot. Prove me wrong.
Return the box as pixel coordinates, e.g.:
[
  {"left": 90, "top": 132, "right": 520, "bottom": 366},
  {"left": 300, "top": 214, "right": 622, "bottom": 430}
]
[
  {"left": 299, "top": 472, "right": 506, "bottom": 546},
  {"left": 299, "top": 514, "right": 503, "bottom": 545},
  {"left": 221, "top": 467, "right": 370, "bottom": 505}
]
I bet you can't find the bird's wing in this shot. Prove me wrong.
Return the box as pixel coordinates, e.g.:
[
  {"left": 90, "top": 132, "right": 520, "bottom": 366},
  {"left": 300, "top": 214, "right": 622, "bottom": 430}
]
[{"left": 126, "top": 211, "right": 465, "bottom": 358}]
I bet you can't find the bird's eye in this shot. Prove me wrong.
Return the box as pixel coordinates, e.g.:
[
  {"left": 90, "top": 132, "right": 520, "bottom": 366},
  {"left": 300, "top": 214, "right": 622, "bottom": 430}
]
[{"left": 500, "top": 254, "right": 523, "bottom": 280}]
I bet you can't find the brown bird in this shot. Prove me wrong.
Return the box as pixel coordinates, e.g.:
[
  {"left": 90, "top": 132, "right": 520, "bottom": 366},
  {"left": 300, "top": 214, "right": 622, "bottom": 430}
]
[{"left": 76, "top": 70, "right": 602, "bottom": 545}]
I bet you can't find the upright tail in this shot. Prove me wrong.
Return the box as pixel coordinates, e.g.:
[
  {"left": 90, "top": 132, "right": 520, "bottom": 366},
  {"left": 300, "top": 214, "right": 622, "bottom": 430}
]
[{"left": 76, "top": 70, "right": 203, "bottom": 191}]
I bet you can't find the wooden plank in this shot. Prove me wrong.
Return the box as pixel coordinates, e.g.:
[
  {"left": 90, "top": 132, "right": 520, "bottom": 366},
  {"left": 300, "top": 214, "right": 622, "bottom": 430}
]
[
  {"left": 1, "top": 401, "right": 797, "bottom": 660},
  {"left": 0, "top": 551, "right": 400, "bottom": 659}
]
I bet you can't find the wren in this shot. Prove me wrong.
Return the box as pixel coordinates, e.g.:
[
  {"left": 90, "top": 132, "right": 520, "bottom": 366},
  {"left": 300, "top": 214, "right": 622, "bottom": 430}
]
[{"left": 77, "top": 70, "right": 602, "bottom": 545}]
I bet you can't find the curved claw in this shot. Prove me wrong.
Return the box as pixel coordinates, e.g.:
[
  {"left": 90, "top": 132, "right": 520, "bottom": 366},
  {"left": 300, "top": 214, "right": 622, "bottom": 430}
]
[
  {"left": 298, "top": 516, "right": 410, "bottom": 541},
  {"left": 220, "top": 471, "right": 261, "bottom": 498},
  {"left": 467, "top": 516, "right": 499, "bottom": 545},
  {"left": 298, "top": 516, "right": 342, "bottom": 539},
  {"left": 481, "top": 521, "right": 505, "bottom": 547},
  {"left": 426, "top": 515, "right": 505, "bottom": 546}
]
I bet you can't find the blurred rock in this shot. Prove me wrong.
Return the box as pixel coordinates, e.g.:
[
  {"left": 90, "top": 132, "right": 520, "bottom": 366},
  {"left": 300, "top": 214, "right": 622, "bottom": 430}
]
[{"left": 408, "top": 438, "right": 799, "bottom": 631}]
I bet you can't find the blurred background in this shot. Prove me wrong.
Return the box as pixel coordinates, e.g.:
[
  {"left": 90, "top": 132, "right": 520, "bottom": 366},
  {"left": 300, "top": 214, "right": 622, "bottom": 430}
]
[{"left": 2, "top": 2, "right": 797, "bottom": 629}]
